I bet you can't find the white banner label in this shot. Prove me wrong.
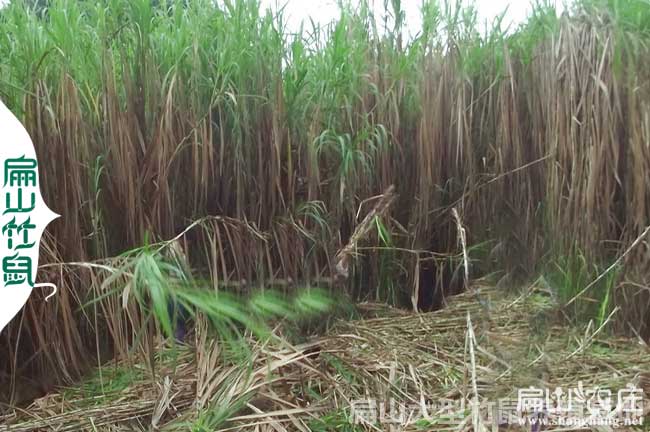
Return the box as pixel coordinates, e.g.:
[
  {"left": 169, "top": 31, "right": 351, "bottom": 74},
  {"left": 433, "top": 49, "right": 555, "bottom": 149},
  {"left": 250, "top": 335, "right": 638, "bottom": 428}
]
[{"left": 0, "top": 100, "right": 58, "bottom": 333}]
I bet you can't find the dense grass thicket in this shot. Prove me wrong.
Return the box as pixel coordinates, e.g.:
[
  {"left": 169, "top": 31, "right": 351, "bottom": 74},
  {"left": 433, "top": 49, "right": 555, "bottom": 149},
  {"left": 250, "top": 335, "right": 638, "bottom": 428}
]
[{"left": 1, "top": 0, "right": 650, "bottom": 403}]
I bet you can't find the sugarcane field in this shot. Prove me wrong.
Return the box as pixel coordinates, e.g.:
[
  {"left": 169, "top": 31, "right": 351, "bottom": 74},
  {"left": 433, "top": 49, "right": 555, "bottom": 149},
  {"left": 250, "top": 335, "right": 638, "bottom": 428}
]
[{"left": 0, "top": 0, "right": 649, "bottom": 430}]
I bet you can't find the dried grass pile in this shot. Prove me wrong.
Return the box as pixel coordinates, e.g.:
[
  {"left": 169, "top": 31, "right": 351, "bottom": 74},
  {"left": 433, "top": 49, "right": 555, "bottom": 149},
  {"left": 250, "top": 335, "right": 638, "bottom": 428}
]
[{"left": 2, "top": 283, "right": 648, "bottom": 431}]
